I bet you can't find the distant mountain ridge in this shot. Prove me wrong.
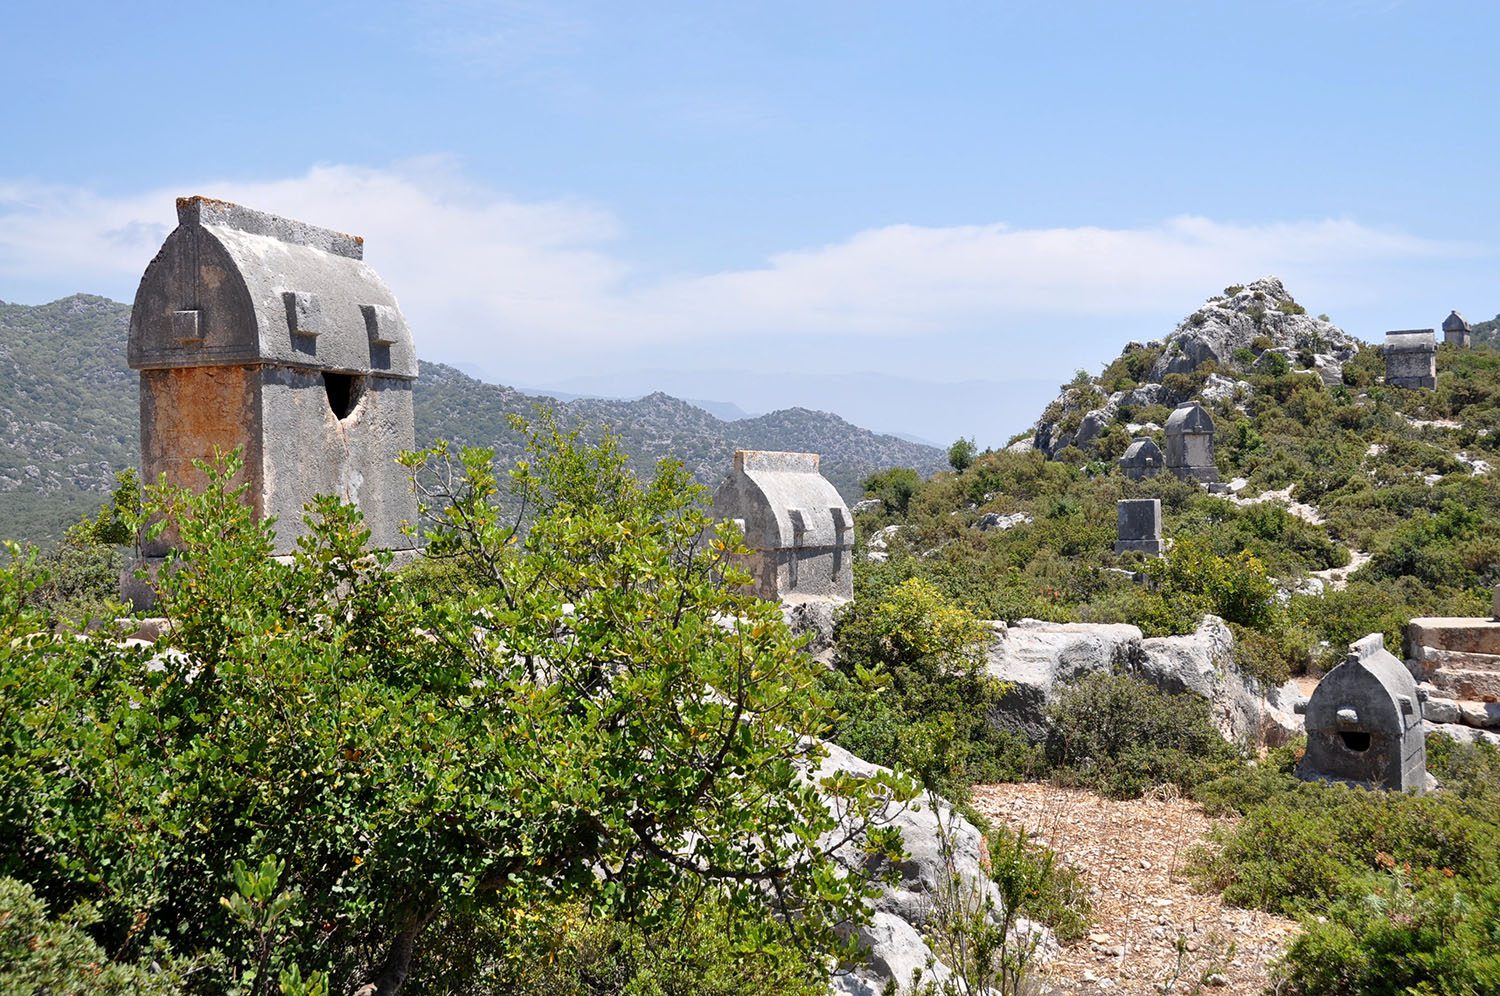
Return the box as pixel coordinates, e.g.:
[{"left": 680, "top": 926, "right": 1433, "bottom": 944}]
[{"left": 0, "top": 295, "right": 945, "bottom": 543}]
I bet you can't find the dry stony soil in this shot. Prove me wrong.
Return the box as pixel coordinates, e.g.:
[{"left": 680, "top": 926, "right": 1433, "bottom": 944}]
[{"left": 970, "top": 783, "right": 1300, "bottom": 995}]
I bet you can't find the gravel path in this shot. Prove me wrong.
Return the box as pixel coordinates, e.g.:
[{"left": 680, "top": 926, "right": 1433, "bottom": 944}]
[{"left": 970, "top": 783, "right": 1300, "bottom": 995}]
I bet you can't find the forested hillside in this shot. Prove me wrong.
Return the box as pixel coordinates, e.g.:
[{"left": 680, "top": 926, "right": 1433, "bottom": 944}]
[{"left": 0, "top": 295, "right": 944, "bottom": 543}]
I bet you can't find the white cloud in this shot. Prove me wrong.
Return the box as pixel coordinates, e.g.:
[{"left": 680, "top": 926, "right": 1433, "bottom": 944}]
[{"left": 0, "top": 161, "right": 1477, "bottom": 376}]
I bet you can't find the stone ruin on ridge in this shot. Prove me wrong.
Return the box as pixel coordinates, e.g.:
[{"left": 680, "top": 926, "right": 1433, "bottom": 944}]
[
  {"left": 1114, "top": 498, "right": 1162, "bottom": 556},
  {"left": 1164, "top": 401, "right": 1217, "bottom": 483},
  {"left": 124, "top": 196, "right": 418, "bottom": 605},
  {"left": 1384, "top": 330, "right": 1437, "bottom": 389},
  {"left": 1442, "top": 310, "right": 1472, "bottom": 348},
  {"left": 711, "top": 450, "right": 853, "bottom": 605},
  {"left": 1117, "top": 437, "right": 1164, "bottom": 481},
  {"left": 1296, "top": 633, "right": 1427, "bottom": 793}
]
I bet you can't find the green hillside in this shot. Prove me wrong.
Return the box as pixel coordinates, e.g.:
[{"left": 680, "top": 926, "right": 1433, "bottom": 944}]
[
  {"left": 0, "top": 295, "right": 945, "bottom": 544},
  {"left": 856, "top": 282, "right": 1500, "bottom": 679}
]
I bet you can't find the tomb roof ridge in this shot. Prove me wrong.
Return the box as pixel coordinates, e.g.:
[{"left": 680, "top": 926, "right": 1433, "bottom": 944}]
[{"left": 176, "top": 195, "right": 365, "bottom": 260}]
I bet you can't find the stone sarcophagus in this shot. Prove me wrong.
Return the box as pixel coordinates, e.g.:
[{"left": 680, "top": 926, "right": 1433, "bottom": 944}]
[
  {"left": 128, "top": 197, "right": 419, "bottom": 578},
  {"left": 1384, "top": 330, "right": 1437, "bottom": 389},
  {"left": 1114, "top": 498, "right": 1162, "bottom": 556},
  {"left": 1164, "top": 402, "right": 1217, "bottom": 483},
  {"left": 1296, "top": 634, "right": 1427, "bottom": 793},
  {"left": 712, "top": 450, "right": 853, "bottom": 604},
  {"left": 1442, "top": 311, "right": 1471, "bottom": 349}
]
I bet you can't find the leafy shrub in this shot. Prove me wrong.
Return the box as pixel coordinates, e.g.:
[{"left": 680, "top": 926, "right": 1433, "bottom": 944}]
[
  {"left": 828, "top": 578, "right": 1040, "bottom": 795},
  {"left": 0, "top": 877, "right": 210, "bottom": 994},
  {"left": 948, "top": 437, "right": 977, "bottom": 472},
  {"left": 1275, "top": 870, "right": 1500, "bottom": 996},
  {"left": 1, "top": 428, "right": 913, "bottom": 992},
  {"left": 1191, "top": 742, "right": 1500, "bottom": 918},
  {"left": 864, "top": 466, "right": 923, "bottom": 515},
  {"left": 1133, "top": 537, "right": 1278, "bottom": 635},
  {"left": 1045, "top": 672, "right": 1241, "bottom": 799}
]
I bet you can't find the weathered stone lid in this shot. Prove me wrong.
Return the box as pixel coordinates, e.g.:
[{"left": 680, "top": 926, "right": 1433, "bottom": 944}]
[
  {"left": 128, "top": 197, "right": 416, "bottom": 379},
  {"left": 1304, "top": 633, "right": 1421, "bottom": 735},
  {"left": 1164, "top": 401, "right": 1214, "bottom": 435},
  {"left": 1120, "top": 437, "right": 1163, "bottom": 465},
  {"left": 1385, "top": 330, "right": 1437, "bottom": 353},
  {"left": 175, "top": 196, "right": 365, "bottom": 260},
  {"left": 1443, "top": 310, "right": 1471, "bottom": 333},
  {"left": 719, "top": 450, "right": 851, "bottom": 549}
]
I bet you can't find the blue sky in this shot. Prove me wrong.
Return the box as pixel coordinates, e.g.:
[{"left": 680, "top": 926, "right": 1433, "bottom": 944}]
[{"left": 3, "top": 1, "right": 1497, "bottom": 445}]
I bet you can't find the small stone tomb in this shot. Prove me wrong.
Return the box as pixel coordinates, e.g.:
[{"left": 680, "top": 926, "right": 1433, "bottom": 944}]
[
  {"left": 1296, "top": 634, "right": 1427, "bottom": 793},
  {"left": 1384, "top": 330, "right": 1437, "bottom": 389},
  {"left": 125, "top": 196, "right": 419, "bottom": 606},
  {"left": 1442, "top": 310, "right": 1472, "bottom": 348},
  {"left": 1164, "top": 402, "right": 1218, "bottom": 483},
  {"left": 1114, "top": 498, "right": 1162, "bottom": 556},
  {"left": 711, "top": 450, "right": 853, "bottom": 604},
  {"left": 1118, "top": 437, "right": 1164, "bottom": 481}
]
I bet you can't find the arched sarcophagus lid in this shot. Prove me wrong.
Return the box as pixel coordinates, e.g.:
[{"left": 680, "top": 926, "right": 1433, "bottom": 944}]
[
  {"left": 1164, "top": 401, "right": 1214, "bottom": 436},
  {"left": 1442, "top": 310, "right": 1471, "bottom": 334},
  {"left": 1163, "top": 402, "right": 1218, "bottom": 483},
  {"left": 1297, "top": 633, "right": 1427, "bottom": 793},
  {"left": 1119, "top": 437, "right": 1164, "bottom": 480},
  {"left": 711, "top": 450, "right": 854, "bottom": 604},
  {"left": 129, "top": 196, "right": 417, "bottom": 379}
]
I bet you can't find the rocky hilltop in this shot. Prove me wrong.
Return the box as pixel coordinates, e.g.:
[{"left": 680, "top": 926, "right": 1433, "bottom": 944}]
[
  {"left": 0, "top": 295, "right": 944, "bottom": 544},
  {"left": 1031, "top": 277, "right": 1362, "bottom": 457}
]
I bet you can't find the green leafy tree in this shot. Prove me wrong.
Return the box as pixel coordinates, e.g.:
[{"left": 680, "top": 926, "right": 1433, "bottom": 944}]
[
  {"left": 863, "top": 466, "right": 923, "bottom": 515},
  {"left": 0, "top": 422, "right": 915, "bottom": 993},
  {"left": 947, "top": 438, "right": 977, "bottom": 473}
]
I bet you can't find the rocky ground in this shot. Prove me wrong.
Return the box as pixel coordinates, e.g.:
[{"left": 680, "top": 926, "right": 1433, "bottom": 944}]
[{"left": 971, "top": 783, "right": 1300, "bottom": 996}]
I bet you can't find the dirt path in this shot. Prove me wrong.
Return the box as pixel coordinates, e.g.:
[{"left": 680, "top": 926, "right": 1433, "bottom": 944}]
[{"left": 970, "top": 783, "right": 1299, "bottom": 995}]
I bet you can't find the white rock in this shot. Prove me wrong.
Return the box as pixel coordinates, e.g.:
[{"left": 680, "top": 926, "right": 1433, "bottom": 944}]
[
  {"left": 1458, "top": 701, "right": 1500, "bottom": 729},
  {"left": 1422, "top": 694, "right": 1461, "bottom": 725}
]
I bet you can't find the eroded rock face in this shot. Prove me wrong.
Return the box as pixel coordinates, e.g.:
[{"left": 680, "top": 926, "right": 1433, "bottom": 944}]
[
  {"left": 982, "top": 616, "right": 1297, "bottom": 748},
  {"left": 1139, "top": 615, "right": 1262, "bottom": 744},
  {"left": 983, "top": 621, "right": 1145, "bottom": 740},
  {"left": 817, "top": 740, "right": 1057, "bottom": 994},
  {"left": 1031, "top": 277, "right": 1361, "bottom": 458}
]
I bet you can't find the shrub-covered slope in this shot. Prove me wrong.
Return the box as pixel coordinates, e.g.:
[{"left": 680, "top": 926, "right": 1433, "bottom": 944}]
[
  {"left": 857, "top": 278, "right": 1500, "bottom": 681},
  {"left": 0, "top": 295, "right": 944, "bottom": 543}
]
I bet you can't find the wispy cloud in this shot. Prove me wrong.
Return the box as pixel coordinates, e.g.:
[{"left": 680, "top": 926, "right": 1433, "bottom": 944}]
[{"left": 0, "top": 160, "right": 1476, "bottom": 377}]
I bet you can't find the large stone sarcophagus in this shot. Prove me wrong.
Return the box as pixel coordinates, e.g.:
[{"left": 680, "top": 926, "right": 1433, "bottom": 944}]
[
  {"left": 128, "top": 197, "right": 419, "bottom": 576},
  {"left": 1296, "top": 634, "right": 1427, "bottom": 793}
]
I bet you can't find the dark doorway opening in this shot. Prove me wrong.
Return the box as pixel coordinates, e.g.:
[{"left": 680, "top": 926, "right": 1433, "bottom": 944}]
[
  {"left": 323, "top": 372, "right": 362, "bottom": 420},
  {"left": 1338, "top": 731, "right": 1371, "bottom": 753}
]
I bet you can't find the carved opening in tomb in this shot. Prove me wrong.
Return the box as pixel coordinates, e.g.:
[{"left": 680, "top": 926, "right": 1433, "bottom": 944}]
[
  {"left": 1338, "top": 731, "right": 1371, "bottom": 753},
  {"left": 323, "top": 372, "right": 363, "bottom": 421}
]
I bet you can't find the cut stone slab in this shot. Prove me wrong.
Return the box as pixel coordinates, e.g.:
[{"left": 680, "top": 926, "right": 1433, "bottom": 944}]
[
  {"left": 1459, "top": 700, "right": 1500, "bottom": 729},
  {"left": 1422, "top": 694, "right": 1461, "bottom": 725}
]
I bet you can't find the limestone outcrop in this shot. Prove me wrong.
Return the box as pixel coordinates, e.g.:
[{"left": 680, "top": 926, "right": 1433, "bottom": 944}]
[
  {"left": 1032, "top": 277, "right": 1362, "bottom": 458},
  {"left": 819, "top": 740, "right": 1056, "bottom": 995},
  {"left": 982, "top": 616, "right": 1301, "bottom": 747}
]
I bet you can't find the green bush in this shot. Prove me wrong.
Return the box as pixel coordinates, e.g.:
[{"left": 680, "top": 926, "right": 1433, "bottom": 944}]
[
  {"left": 1133, "top": 537, "right": 1278, "bottom": 636},
  {"left": 1275, "top": 870, "right": 1500, "bottom": 996},
  {"left": 1191, "top": 738, "right": 1500, "bottom": 918},
  {"left": 864, "top": 466, "right": 923, "bottom": 515},
  {"left": 0, "top": 427, "right": 913, "bottom": 992},
  {"left": 0, "top": 877, "right": 210, "bottom": 995},
  {"left": 948, "top": 437, "right": 977, "bottom": 472},
  {"left": 1045, "top": 672, "right": 1241, "bottom": 799},
  {"left": 828, "top": 578, "right": 1041, "bottom": 796}
]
